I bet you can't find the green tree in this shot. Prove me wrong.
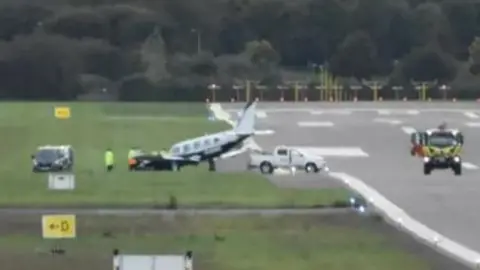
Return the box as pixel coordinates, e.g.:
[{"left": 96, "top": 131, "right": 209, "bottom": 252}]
[
  {"left": 468, "top": 36, "right": 480, "bottom": 75},
  {"left": 244, "top": 40, "right": 279, "bottom": 66},
  {"left": 0, "top": 32, "right": 83, "bottom": 100},
  {"left": 141, "top": 27, "right": 169, "bottom": 84},
  {"left": 0, "top": 5, "right": 52, "bottom": 41},
  {"left": 329, "top": 31, "right": 379, "bottom": 79},
  {"left": 442, "top": 3, "right": 477, "bottom": 58},
  {"left": 401, "top": 45, "right": 457, "bottom": 82}
]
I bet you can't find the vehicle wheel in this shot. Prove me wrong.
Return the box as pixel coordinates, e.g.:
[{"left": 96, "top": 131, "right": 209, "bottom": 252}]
[
  {"left": 423, "top": 164, "right": 431, "bottom": 175},
  {"left": 453, "top": 164, "right": 462, "bottom": 176},
  {"left": 260, "top": 162, "right": 274, "bottom": 174},
  {"left": 305, "top": 163, "right": 318, "bottom": 173}
]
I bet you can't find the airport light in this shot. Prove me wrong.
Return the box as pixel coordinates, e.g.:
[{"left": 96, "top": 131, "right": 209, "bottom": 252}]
[
  {"left": 349, "top": 85, "right": 362, "bottom": 101},
  {"left": 208, "top": 84, "right": 220, "bottom": 102},
  {"left": 439, "top": 84, "right": 451, "bottom": 100}
]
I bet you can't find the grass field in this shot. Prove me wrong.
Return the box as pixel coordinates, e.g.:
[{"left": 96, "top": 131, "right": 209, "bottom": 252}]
[
  {"left": 0, "top": 102, "right": 348, "bottom": 207},
  {"left": 0, "top": 213, "right": 457, "bottom": 270}
]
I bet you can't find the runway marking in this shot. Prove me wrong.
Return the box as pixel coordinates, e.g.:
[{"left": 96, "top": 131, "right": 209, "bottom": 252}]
[
  {"left": 463, "top": 112, "right": 479, "bottom": 119},
  {"left": 297, "top": 121, "right": 334, "bottom": 127},
  {"left": 309, "top": 110, "right": 351, "bottom": 115},
  {"left": 465, "top": 122, "right": 480, "bottom": 127},
  {"left": 377, "top": 110, "right": 391, "bottom": 115},
  {"left": 226, "top": 108, "right": 480, "bottom": 113},
  {"left": 291, "top": 147, "right": 369, "bottom": 157},
  {"left": 254, "top": 129, "right": 275, "bottom": 135},
  {"left": 374, "top": 118, "right": 402, "bottom": 125},
  {"left": 401, "top": 126, "right": 417, "bottom": 135},
  {"left": 462, "top": 162, "right": 479, "bottom": 170},
  {"left": 255, "top": 111, "right": 267, "bottom": 118},
  {"left": 328, "top": 172, "right": 480, "bottom": 266},
  {"left": 407, "top": 110, "right": 419, "bottom": 115}
]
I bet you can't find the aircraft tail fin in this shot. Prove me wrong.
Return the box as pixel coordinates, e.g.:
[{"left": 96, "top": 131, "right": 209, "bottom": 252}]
[{"left": 233, "top": 101, "right": 257, "bottom": 135}]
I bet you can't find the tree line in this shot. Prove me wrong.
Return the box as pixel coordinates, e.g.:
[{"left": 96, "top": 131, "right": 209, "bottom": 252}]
[{"left": 1, "top": 0, "right": 480, "bottom": 101}]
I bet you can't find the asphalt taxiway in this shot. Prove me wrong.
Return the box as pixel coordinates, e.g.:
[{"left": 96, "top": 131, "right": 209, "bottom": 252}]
[{"left": 220, "top": 102, "right": 480, "bottom": 255}]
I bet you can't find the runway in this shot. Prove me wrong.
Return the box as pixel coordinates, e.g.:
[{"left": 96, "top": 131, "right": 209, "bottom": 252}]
[{"left": 220, "top": 102, "right": 480, "bottom": 253}]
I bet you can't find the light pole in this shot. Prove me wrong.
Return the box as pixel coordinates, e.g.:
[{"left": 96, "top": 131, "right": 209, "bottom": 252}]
[
  {"left": 362, "top": 79, "right": 387, "bottom": 101},
  {"left": 439, "top": 84, "right": 451, "bottom": 100},
  {"left": 191, "top": 29, "right": 202, "bottom": 54},
  {"left": 411, "top": 80, "right": 438, "bottom": 101},
  {"left": 315, "top": 85, "right": 326, "bottom": 101},
  {"left": 255, "top": 84, "right": 267, "bottom": 101},
  {"left": 392, "top": 85, "right": 404, "bottom": 100},
  {"left": 232, "top": 84, "right": 244, "bottom": 102},
  {"left": 332, "top": 84, "right": 344, "bottom": 101},
  {"left": 349, "top": 85, "right": 362, "bottom": 101},
  {"left": 277, "top": 85, "right": 289, "bottom": 101},
  {"left": 208, "top": 84, "right": 220, "bottom": 102}
]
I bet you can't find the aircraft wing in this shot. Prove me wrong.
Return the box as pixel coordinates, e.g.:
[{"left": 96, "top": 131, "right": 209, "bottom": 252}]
[
  {"left": 219, "top": 137, "right": 260, "bottom": 159},
  {"left": 220, "top": 148, "right": 247, "bottom": 159},
  {"left": 159, "top": 153, "right": 201, "bottom": 165}
]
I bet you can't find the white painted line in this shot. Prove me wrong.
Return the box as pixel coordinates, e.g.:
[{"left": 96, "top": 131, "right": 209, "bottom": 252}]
[
  {"left": 297, "top": 121, "right": 334, "bottom": 127},
  {"left": 254, "top": 129, "right": 275, "bottom": 135},
  {"left": 374, "top": 118, "right": 402, "bottom": 125},
  {"left": 310, "top": 110, "right": 351, "bottom": 115},
  {"left": 465, "top": 122, "right": 480, "bottom": 127},
  {"left": 401, "top": 126, "right": 417, "bottom": 135},
  {"left": 326, "top": 110, "right": 352, "bottom": 115},
  {"left": 407, "top": 110, "right": 419, "bottom": 115},
  {"left": 292, "top": 147, "right": 369, "bottom": 157},
  {"left": 328, "top": 172, "right": 480, "bottom": 269},
  {"left": 462, "top": 162, "right": 479, "bottom": 170},
  {"left": 464, "top": 112, "right": 479, "bottom": 119},
  {"left": 225, "top": 108, "right": 480, "bottom": 114},
  {"left": 378, "top": 110, "right": 391, "bottom": 115},
  {"left": 256, "top": 111, "right": 267, "bottom": 118}
]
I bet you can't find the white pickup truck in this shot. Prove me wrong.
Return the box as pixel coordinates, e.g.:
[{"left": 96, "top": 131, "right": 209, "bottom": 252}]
[{"left": 247, "top": 146, "right": 328, "bottom": 174}]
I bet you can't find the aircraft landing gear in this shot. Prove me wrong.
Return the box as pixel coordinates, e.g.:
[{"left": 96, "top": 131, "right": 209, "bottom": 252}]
[{"left": 208, "top": 159, "right": 216, "bottom": 172}]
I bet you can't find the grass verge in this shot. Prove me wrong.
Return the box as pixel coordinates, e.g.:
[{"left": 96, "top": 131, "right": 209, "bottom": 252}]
[
  {"left": 0, "top": 102, "right": 348, "bottom": 208},
  {"left": 0, "top": 213, "right": 442, "bottom": 270}
]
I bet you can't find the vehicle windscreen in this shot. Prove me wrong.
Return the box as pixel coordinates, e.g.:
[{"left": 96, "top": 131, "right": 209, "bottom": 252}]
[
  {"left": 35, "top": 149, "right": 58, "bottom": 163},
  {"left": 428, "top": 134, "right": 457, "bottom": 148}
]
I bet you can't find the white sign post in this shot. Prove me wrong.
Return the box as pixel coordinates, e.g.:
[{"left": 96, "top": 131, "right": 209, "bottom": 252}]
[{"left": 48, "top": 173, "right": 75, "bottom": 190}]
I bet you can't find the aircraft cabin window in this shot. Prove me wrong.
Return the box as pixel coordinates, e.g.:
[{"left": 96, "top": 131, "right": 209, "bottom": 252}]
[
  {"left": 193, "top": 141, "right": 201, "bottom": 149},
  {"left": 183, "top": 144, "right": 190, "bottom": 153},
  {"left": 277, "top": 149, "right": 288, "bottom": 156},
  {"left": 204, "top": 139, "right": 211, "bottom": 146},
  {"left": 213, "top": 137, "right": 220, "bottom": 143},
  {"left": 172, "top": 147, "right": 180, "bottom": 154}
]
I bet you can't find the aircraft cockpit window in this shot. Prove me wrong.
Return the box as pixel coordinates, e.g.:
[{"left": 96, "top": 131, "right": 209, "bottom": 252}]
[
  {"left": 172, "top": 147, "right": 180, "bottom": 154},
  {"left": 193, "top": 141, "right": 201, "bottom": 149},
  {"left": 204, "top": 139, "right": 211, "bottom": 146}
]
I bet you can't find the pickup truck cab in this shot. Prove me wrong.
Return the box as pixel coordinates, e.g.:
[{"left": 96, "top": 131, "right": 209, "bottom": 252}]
[{"left": 247, "top": 146, "right": 328, "bottom": 174}]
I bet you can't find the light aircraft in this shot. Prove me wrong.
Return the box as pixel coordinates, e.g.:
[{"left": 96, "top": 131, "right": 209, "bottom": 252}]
[{"left": 158, "top": 100, "right": 259, "bottom": 171}]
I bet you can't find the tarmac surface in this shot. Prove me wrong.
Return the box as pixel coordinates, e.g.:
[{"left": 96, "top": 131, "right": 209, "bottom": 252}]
[{"left": 219, "top": 102, "right": 480, "bottom": 254}]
